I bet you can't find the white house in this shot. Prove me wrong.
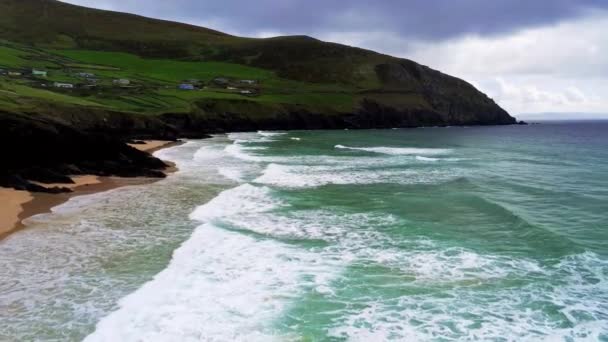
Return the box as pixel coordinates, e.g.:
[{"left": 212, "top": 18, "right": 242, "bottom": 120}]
[
  {"left": 113, "top": 79, "right": 130, "bottom": 86},
  {"left": 54, "top": 82, "right": 74, "bottom": 89},
  {"left": 32, "top": 69, "right": 48, "bottom": 77}
]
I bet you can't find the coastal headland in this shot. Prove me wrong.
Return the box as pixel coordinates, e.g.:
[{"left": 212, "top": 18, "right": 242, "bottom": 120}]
[{"left": 1, "top": 0, "right": 521, "bottom": 239}]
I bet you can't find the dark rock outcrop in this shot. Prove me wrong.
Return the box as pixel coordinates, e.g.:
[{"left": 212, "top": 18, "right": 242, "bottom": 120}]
[{"left": 0, "top": 111, "right": 169, "bottom": 192}]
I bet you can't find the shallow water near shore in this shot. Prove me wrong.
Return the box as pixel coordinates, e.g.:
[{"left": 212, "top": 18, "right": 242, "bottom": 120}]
[{"left": 1, "top": 122, "right": 608, "bottom": 341}]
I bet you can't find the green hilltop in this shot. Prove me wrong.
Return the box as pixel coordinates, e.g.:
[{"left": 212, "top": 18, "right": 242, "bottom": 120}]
[{"left": 0, "top": 0, "right": 516, "bottom": 128}]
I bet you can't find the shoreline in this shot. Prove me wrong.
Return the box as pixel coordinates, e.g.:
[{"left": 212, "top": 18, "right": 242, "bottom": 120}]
[{"left": 0, "top": 140, "right": 180, "bottom": 240}]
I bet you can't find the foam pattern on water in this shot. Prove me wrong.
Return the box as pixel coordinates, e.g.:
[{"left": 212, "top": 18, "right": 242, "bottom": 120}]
[
  {"left": 86, "top": 172, "right": 344, "bottom": 341},
  {"left": 4, "top": 127, "right": 608, "bottom": 341},
  {"left": 254, "top": 163, "right": 462, "bottom": 188},
  {"left": 329, "top": 252, "right": 608, "bottom": 341},
  {"left": 85, "top": 223, "right": 335, "bottom": 342},
  {"left": 335, "top": 144, "right": 452, "bottom": 156}
]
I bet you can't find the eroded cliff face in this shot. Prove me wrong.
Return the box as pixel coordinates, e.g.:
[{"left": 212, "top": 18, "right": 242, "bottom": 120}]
[{"left": 375, "top": 61, "right": 515, "bottom": 125}]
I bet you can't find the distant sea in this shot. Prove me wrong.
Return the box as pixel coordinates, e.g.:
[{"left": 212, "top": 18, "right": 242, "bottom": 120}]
[{"left": 1, "top": 121, "right": 607, "bottom": 341}]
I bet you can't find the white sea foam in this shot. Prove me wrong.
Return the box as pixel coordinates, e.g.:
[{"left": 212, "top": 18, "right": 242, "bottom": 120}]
[
  {"left": 258, "top": 131, "right": 286, "bottom": 137},
  {"left": 225, "top": 143, "right": 266, "bottom": 162},
  {"left": 416, "top": 156, "right": 465, "bottom": 162},
  {"left": 335, "top": 145, "right": 452, "bottom": 156},
  {"left": 329, "top": 251, "right": 608, "bottom": 341},
  {"left": 254, "top": 163, "right": 380, "bottom": 187},
  {"left": 84, "top": 224, "right": 331, "bottom": 342},
  {"left": 290, "top": 137, "right": 301, "bottom": 141},
  {"left": 365, "top": 247, "right": 545, "bottom": 283},
  {"left": 224, "top": 210, "right": 398, "bottom": 243},
  {"left": 416, "top": 156, "right": 440, "bottom": 162},
  {"left": 217, "top": 167, "right": 244, "bottom": 182},
  {"left": 227, "top": 132, "right": 260, "bottom": 141},
  {"left": 189, "top": 184, "right": 280, "bottom": 222},
  {"left": 193, "top": 144, "right": 228, "bottom": 161},
  {"left": 254, "top": 163, "right": 461, "bottom": 188},
  {"left": 85, "top": 179, "right": 344, "bottom": 341}
]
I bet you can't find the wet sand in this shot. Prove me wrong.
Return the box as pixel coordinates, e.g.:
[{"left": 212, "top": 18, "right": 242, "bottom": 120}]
[
  {"left": 129, "top": 140, "right": 179, "bottom": 153},
  {"left": 0, "top": 189, "right": 33, "bottom": 237}
]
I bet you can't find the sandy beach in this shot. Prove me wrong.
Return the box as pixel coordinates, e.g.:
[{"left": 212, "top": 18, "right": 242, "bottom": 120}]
[
  {"left": 128, "top": 140, "right": 179, "bottom": 153},
  {"left": 0, "top": 140, "right": 178, "bottom": 240},
  {"left": 0, "top": 189, "right": 33, "bottom": 237}
]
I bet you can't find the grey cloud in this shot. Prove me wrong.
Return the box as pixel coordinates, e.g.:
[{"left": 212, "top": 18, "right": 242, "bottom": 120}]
[{"left": 64, "top": 0, "right": 608, "bottom": 40}]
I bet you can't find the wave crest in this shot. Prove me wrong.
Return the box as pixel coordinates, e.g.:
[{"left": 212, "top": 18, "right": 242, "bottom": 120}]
[{"left": 335, "top": 145, "right": 452, "bottom": 156}]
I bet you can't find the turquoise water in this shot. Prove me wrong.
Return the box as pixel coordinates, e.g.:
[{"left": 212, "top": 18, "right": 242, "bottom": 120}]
[{"left": 1, "top": 122, "right": 607, "bottom": 341}]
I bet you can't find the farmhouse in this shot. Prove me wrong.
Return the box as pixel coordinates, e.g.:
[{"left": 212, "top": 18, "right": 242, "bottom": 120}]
[
  {"left": 32, "top": 69, "right": 48, "bottom": 77},
  {"left": 54, "top": 82, "right": 74, "bottom": 89},
  {"left": 77, "top": 72, "right": 95, "bottom": 78},
  {"left": 213, "top": 77, "right": 229, "bottom": 85},
  {"left": 178, "top": 83, "right": 195, "bottom": 90},
  {"left": 113, "top": 79, "right": 130, "bottom": 86}
]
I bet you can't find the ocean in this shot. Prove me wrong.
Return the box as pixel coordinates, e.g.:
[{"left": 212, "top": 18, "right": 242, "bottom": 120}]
[{"left": 1, "top": 121, "right": 607, "bottom": 341}]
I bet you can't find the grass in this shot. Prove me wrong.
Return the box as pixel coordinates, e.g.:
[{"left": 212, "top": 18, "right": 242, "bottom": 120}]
[
  {"left": 0, "top": 44, "right": 370, "bottom": 115},
  {"left": 0, "top": 46, "right": 29, "bottom": 68},
  {"left": 256, "top": 93, "right": 355, "bottom": 111},
  {"left": 0, "top": 0, "right": 394, "bottom": 116},
  {"left": 54, "top": 50, "right": 275, "bottom": 83},
  {"left": 0, "top": 80, "right": 103, "bottom": 107}
]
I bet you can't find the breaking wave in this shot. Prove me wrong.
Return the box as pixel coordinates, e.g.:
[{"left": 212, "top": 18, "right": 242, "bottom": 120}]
[{"left": 335, "top": 145, "right": 452, "bottom": 156}]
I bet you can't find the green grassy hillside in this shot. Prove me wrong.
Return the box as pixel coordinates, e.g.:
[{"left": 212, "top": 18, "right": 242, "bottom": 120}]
[
  {"left": 0, "top": 0, "right": 516, "bottom": 127},
  {"left": 0, "top": 41, "right": 357, "bottom": 114}
]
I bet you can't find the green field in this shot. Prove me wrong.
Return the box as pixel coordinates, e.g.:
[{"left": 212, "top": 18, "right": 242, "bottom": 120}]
[{"left": 0, "top": 42, "right": 362, "bottom": 114}]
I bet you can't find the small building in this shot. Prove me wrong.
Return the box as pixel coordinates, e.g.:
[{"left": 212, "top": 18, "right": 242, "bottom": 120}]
[
  {"left": 227, "top": 86, "right": 237, "bottom": 90},
  {"left": 77, "top": 72, "right": 95, "bottom": 78},
  {"left": 8, "top": 71, "right": 22, "bottom": 77},
  {"left": 239, "top": 79, "right": 257, "bottom": 85},
  {"left": 54, "top": 82, "right": 74, "bottom": 89},
  {"left": 240, "top": 90, "right": 254, "bottom": 95},
  {"left": 113, "top": 79, "right": 131, "bottom": 86},
  {"left": 32, "top": 69, "right": 48, "bottom": 78},
  {"left": 213, "top": 77, "right": 229, "bottom": 85},
  {"left": 178, "top": 83, "right": 195, "bottom": 90}
]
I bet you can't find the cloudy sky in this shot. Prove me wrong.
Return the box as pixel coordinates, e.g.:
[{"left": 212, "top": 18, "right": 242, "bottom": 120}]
[{"left": 62, "top": 0, "right": 608, "bottom": 119}]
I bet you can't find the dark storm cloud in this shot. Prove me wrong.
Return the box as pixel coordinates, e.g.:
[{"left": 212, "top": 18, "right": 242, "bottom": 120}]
[{"left": 67, "top": 0, "right": 608, "bottom": 39}]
